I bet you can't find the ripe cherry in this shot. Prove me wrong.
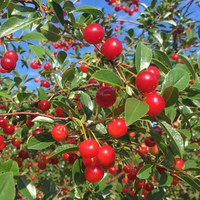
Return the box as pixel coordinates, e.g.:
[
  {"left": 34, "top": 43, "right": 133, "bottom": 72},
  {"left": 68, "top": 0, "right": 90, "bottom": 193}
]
[
  {"left": 68, "top": 153, "right": 78, "bottom": 164},
  {"left": 0, "top": 135, "right": 6, "bottom": 150},
  {"left": 12, "top": 138, "right": 21, "bottom": 148},
  {"left": 38, "top": 161, "right": 47, "bottom": 170},
  {"left": 101, "top": 38, "right": 123, "bottom": 60},
  {"left": 149, "top": 145, "right": 159, "bottom": 154},
  {"left": 174, "top": 158, "right": 184, "bottom": 170},
  {"left": 50, "top": 156, "right": 59, "bottom": 164},
  {"left": 97, "top": 145, "right": 115, "bottom": 169},
  {"left": 172, "top": 176, "right": 179, "bottom": 185},
  {"left": 26, "top": 117, "right": 34, "bottom": 128},
  {"left": 82, "top": 156, "right": 99, "bottom": 167},
  {"left": 171, "top": 53, "right": 179, "bottom": 61},
  {"left": 62, "top": 153, "right": 70, "bottom": 161},
  {"left": 145, "top": 91, "right": 165, "bottom": 116},
  {"left": 147, "top": 66, "right": 160, "bottom": 80},
  {"left": 83, "top": 23, "right": 105, "bottom": 44},
  {"left": 80, "top": 64, "right": 89, "bottom": 73},
  {"left": 38, "top": 100, "right": 51, "bottom": 112},
  {"left": 55, "top": 106, "right": 65, "bottom": 117},
  {"left": 32, "top": 127, "right": 43, "bottom": 136},
  {"left": 135, "top": 71, "right": 158, "bottom": 94},
  {"left": 144, "top": 182, "right": 154, "bottom": 191},
  {"left": 144, "top": 137, "right": 156, "bottom": 147},
  {"left": 4, "top": 50, "right": 18, "bottom": 62},
  {"left": 0, "top": 67, "right": 9, "bottom": 73},
  {"left": 109, "top": 165, "right": 117, "bottom": 174},
  {"left": 0, "top": 117, "right": 8, "bottom": 128},
  {"left": 40, "top": 80, "right": 50, "bottom": 88},
  {"left": 107, "top": 118, "right": 127, "bottom": 138},
  {"left": 123, "top": 165, "right": 132, "bottom": 173},
  {"left": 96, "top": 86, "right": 116, "bottom": 108},
  {"left": 18, "top": 150, "right": 29, "bottom": 159},
  {"left": 84, "top": 165, "right": 104, "bottom": 183},
  {"left": 30, "top": 61, "right": 41, "bottom": 69},
  {"left": 1, "top": 56, "right": 16, "bottom": 70},
  {"left": 156, "top": 165, "right": 166, "bottom": 174},
  {"left": 44, "top": 62, "right": 51, "bottom": 70},
  {"left": 3, "top": 123, "right": 15, "bottom": 135},
  {"left": 51, "top": 124, "right": 68, "bottom": 141},
  {"left": 139, "top": 142, "right": 148, "bottom": 154},
  {"left": 78, "top": 139, "right": 99, "bottom": 158},
  {"left": 153, "top": 126, "right": 163, "bottom": 135}
]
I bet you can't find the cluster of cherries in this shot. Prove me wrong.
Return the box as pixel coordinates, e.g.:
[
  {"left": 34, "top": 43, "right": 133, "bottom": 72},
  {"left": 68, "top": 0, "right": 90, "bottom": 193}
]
[
  {"left": 136, "top": 66, "right": 165, "bottom": 116},
  {"left": 105, "top": 0, "right": 139, "bottom": 16},
  {"left": 0, "top": 50, "right": 18, "bottom": 73}
]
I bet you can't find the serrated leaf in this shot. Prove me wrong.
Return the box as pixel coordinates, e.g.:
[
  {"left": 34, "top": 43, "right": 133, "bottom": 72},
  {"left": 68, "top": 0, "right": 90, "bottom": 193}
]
[
  {"left": 62, "top": 67, "right": 75, "bottom": 85},
  {"left": 137, "top": 164, "right": 152, "bottom": 179},
  {"left": 160, "top": 121, "right": 184, "bottom": 158},
  {"left": 49, "top": 144, "right": 78, "bottom": 158},
  {"left": 37, "top": 87, "right": 48, "bottom": 100},
  {"left": 53, "top": 74, "right": 63, "bottom": 88},
  {"left": 92, "top": 69, "right": 123, "bottom": 87},
  {"left": 0, "top": 160, "right": 19, "bottom": 177},
  {"left": 135, "top": 43, "right": 152, "bottom": 73},
  {"left": 32, "top": 116, "right": 54, "bottom": 123},
  {"left": 125, "top": 98, "right": 148, "bottom": 126},
  {"left": 57, "top": 51, "right": 67, "bottom": 65},
  {"left": 154, "top": 50, "right": 172, "bottom": 69},
  {"left": 71, "top": 5, "right": 103, "bottom": 16}
]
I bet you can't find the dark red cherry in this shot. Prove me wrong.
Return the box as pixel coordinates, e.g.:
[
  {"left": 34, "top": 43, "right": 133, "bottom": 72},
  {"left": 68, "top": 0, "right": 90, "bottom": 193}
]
[
  {"left": 1, "top": 56, "right": 16, "bottom": 70},
  {"left": 84, "top": 165, "right": 104, "bottom": 183},
  {"left": 38, "top": 100, "right": 51, "bottom": 112}
]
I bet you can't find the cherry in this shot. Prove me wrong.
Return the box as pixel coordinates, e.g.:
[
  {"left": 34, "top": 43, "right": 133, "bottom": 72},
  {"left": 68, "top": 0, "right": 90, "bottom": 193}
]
[
  {"left": 149, "top": 145, "right": 159, "bottom": 154},
  {"left": 139, "top": 142, "right": 148, "bottom": 154},
  {"left": 145, "top": 91, "right": 165, "bottom": 116},
  {"left": 129, "top": 131, "right": 136, "bottom": 138},
  {"left": 0, "top": 67, "right": 9, "bottom": 73},
  {"left": 107, "top": 118, "right": 127, "bottom": 138},
  {"left": 137, "top": 179, "right": 145, "bottom": 188},
  {"left": 38, "top": 161, "right": 47, "bottom": 170},
  {"left": 135, "top": 71, "right": 158, "bottom": 94},
  {"left": 152, "top": 126, "right": 163, "bottom": 135},
  {"left": 97, "top": 145, "right": 115, "bottom": 169},
  {"left": 42, "top": 154, "right": 50, "bottom": 163},
  {"left": 144, "top": 182, "right": 154, "bottom": 191},
  {"left": 82, "top": 156, "right": 99, "bottom": 167},
  {"left": 84, "top": 165, "right": 104, "bottom": 183},
  {"left": 32, "top": 127, "right": 43, "bottom": 136},
  {"left": 51, "top": 124, "right": 68, "bottom": 141},
  {"left": 3, "top": 123, "right": 15, "bottom": 135},
  {"left": 127, "top": 169, "right": 137, "bottom": 181},
  {"left": 171, "top": 53, "right": 179, "bottom": 61},
  {"left": 44, "top": 62, "right": 51, "bottom": 70},
  {"left": 101, "top": 38, "right": 123, "bottom": 60},
  {"left": 0, "top": 142, "right": 6, "bottom": 150},
  {"left": 0, "top": 117, "right": 8, "bottom": 128},
  {"left": 80, "top": 64, "right": 89, "bottom": 73},
  {"left": 26, "top": 117, "right": 34, "bottom": 128},
  {"left": 1, "top": 56, "right": 16, "bottom": 70},
  {"left": 62, "top": 153, "right": 70, "bottom": 161},
  {"left": 18, "top": 150, "right": 29, "bottom": 159},
  {"left": 4, "top": 50, "right": 18, "bottom": 62},
  {"left": 109, "top": 165, "right": 117, "bottom": 174},
  {"left": 156, "top": 165, "right": 166, "bottom": 174},
  {"left": 38, "top": 100, "right": 51, "bottom": 112},
  {"left": 83, "top": 23, "right": 105, "bottom": 44},
  {"left": 96, "top": 86, "right": 116, "bottom": 108},
  {"left": 12, "top": 138, "right": 21, "bottom": 148},
  {"left": 78, "top": 139, "right": 99, "bottom": 158},
  {"left": 50, "top": 156, "right": 59, "bottom": 164},
  {"left": 172, "top": 176, "right": 179, "bottom": 185},
  {"left": 144, "top": 137, "right": 156, "bottom": 147},
  {"left": 68, "top": 153, "right": 78, "bottom": 164},
  {"left": 15, "top": 159, "right": 23, "bottom": 168},
  {"left": 147, "top": 66, "right": 160, "bottom": 80},
  {"left": 30, "top": 61, "right": 41, "bottom": 69},
  {"left": 0, "top": 135, "right": 5, "bottom": 145},
  {"left": 123, "top": 165, "right": 132, "bottom": 173},
  {"left": 40, "top": 80, "right": 50, "bottom": 88},
  {"left": 174, "top": 158, "right": 184, "bottom": 170},
  {"left": 55, "top": 106, "right": 65, "bottom": 117}
]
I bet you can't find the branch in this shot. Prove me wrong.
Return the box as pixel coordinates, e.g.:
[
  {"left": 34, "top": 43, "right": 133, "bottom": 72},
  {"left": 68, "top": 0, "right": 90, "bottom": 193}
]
[{"left": 117, "top": 19, "right": 141, "bottom": 25}]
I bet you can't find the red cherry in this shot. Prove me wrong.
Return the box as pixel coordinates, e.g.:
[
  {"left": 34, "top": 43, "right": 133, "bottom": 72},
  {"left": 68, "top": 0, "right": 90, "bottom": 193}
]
[
  {"left": 101, "top": 38, "right": 123, "bottom": 60},
  {"left": 34, "top": 77, "right": 39, "bottom": 83},
  {"left": 51, "top": 124, "right": 68, "bottom": 141},
  {"left": 78, "top": 139, "right": 99, "bottom": 158},
  {"left": 129, "top": 132, "right": 136, "bottom": 138},
  {"left": 63, "top": 153, "right": 70, "bottom": 161},
  {"left": 26, "top": 117, "right": 34, "bottom": 128},
  {"left": 137, "top": 179, "right": 145, "bottom": 188},
  {"left": 82, "top": 156, "right": 99, "bottom": 167},
  {"left": 139, "top": 142, "right": 148, "bottom": 154},
  {"left": 15, "top": 159, "right": 22, "bottom": 168},
  {"left": 144, "top": 182, "right": 154, "bottom": 191},
  {"left": 12, "top": 138, "right": 21, "bottom": 148},
  {"left": 97, "top": 145, "right": 115, "bottom": 169},
  {"left": 32, "top": 127, "right": 43, "bottom": 136},
  {"left": 174, "top": 158, "right": 184, "bottom": 170},
  {"left": 145, "top": 91, "right": 165, "bottom": 116},
  {"left": 83, "top": 23, "right": 105, "bottom": 44},
  {"left": 30, "top": 61, "right": 41, "bottom": 69},
  {"left": 135, "top": 71, "right": 158, "bottom": 94},
  {"left": 147, "top": 66, "right": 160, "bottom": 80},
  {"left": 0, "top": 117, "right": 8, "bottom": 128},
  {"left": 18, "top": 150, "right": 29, "bottom": 159},
  {"left": 156, "top": 165, "right": 166, "bottom": 174},
  {"left": 153, "top": 126, "right": 163, "bottom": 135},
  {"left": 149, "top": 145, "right": 159, "bottom": 154},
  {"left": 172, "top": 176, "right": 179, "bottom": 185},
  {"left": 44, "top": 62, "right": 51, "bottom": 70},
  {"left": 50, "top": 156, "right": 59, "bottom": 164},
  {"left": 42, "top": 154, "right": 50, "bottom": 163},
  {"left": 3, "top": 123, "right": 15, "bottom": 135},
  {"left": 171, "top": 53, "right": 179, "bottom": 61},
  {"left": 38, "top": 161, "right": 47, "bottom": 170},
  {"left": 4, "top": 50, "right": 18, "bottom": 62},
  {"left": 55, "top": 106, "right": 65, "bottom": 117},
  {"left": 80, "top": 64, "right": 89, "bottom": 73},
  {"left": 84, "top": 165, "right": 104, "bottom": 183},
  {"left": 0, "top": 135, "right": 5, "bottom": 145},
  {"left": 1, "top": 56, "right": 16, "bottom": 70},
  {"left": 40, "top": 80, "right": 50, "bottom": 88},
  {"left": 107, "top": 118, "right": 127, "bottom": 138},
  {"left": 0, "top": 67, "right": 9, "bottom": 73},
  {"left": 123, "top": 165, "right": 132, "bottom": 173},
  {"left": 96, "top": 86, "right": 116, "bottom": 108},
  {"left": 144, "top": 137, "right": 156, "bottom": 147},
  {"left": 38, "top": 100, "right": 51, "bottom": 112},
  {"left": 109, "top": 165, "right": 117, "bottom": 174},
  {"left": 68, "top": 153, "right": 79, "bottom": 164}
]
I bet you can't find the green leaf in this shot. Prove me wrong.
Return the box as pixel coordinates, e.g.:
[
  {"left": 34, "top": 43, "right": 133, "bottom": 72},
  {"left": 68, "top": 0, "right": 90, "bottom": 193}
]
[
  {"left": 125, "top": 98, "right": 149, "bottom": 126},
  {"left": 51, "top": 2, "right": 65, "bottom": 25},
  {"left": 11, "top": 4, "right": 36, "bottom": 15},
  {"left": 22, "top": 32, "right": 46, "bottom": 41},
  {"left": 27, "top": 133, "right": 55, "bottom": 150},
  {"left": 0, "top": 160, "right": 19, "bottom": 177},
  {"left": 32, "top": 116, "right": 54, "bottom": 123},
  {"left": 135, "top": 43, "right": 152, "bottom": 73},
  {"left": 57, "top": 51, "right": 67, "bottom": 65},
  {"left": 62, "top": 68, "right": 75, "bottom": 85},
  {"left": 92, "top": 69, "right": 123, "bottom": 87},
  {"left": 49, "top": 144, "right": 78, "bottom": 158},
  {"left": 37, "top": 87, "right": 48, "bottom": 100},
  {"left": 64, "top": 1, "right": 75, "bottom": 12},
  {"left": 53, "top": 74, "right": 63, "bottom": 89},
  {"left": 17, "top": 176, "right": 37, "bottom": 200},
  {"left": 0, "top": 91, "right": 12, "bottom": 100},
  {"left": 151, "top": 58, "right": 169, "bottom": 74},
  {"left": 178, "top": 55, "right": 196, "bottom": 79},
  {"left": 29, "top": 44, "right": 45, "bottom": 61},
  {"left": 178, "top": 173, "right": 200, "bottom": 191},
  {"left": 0, "top": 17, "right": 39, "bottom": 38},
  {"left": 40, "top": 23, "right": 61, "bottom": 42},
  {"left": 161, "top": 68, "right": 190, "bottom": 92},
  {"left": 71, "top": 5, "right": 103, "bottom": 16},
  {"left": 72, "top": 159, "right": 85, "bottom": 185},
  {"left": 198, "top": 51, "right": 200, "bottom": 70},
  {"left": 137, "top": 164, "right": 152, "bottom": 179},
  {"left": 162, "top": 86, "right": 179, "bottom": 107},
  {"left": 159, "top": 173, "right": 173, "bottom": 186},
  {"left": 154, "top": 50, "right": 172, "bottom": 69},
  {"left": 163, "top": 20, "right": 176, "bottom": 26},
  {"left": 0, "top": 172, "right": 15, "bottom": 200},
  {"left": 41, "top": 180, "right": 56, "bottom": 199},
  {"left": 160, "top": 121, "right": 184, "bottom": 158}
]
